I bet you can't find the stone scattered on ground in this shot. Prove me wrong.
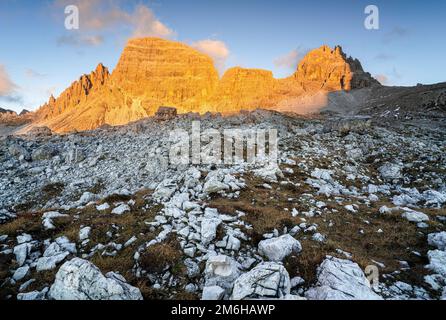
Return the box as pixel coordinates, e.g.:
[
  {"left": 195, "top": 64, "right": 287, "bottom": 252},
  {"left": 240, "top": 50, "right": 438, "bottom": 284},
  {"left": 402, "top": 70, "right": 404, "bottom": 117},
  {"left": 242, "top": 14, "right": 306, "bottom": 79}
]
[{"left": 1, "top": 110, "right": 446, "bottom": 300}]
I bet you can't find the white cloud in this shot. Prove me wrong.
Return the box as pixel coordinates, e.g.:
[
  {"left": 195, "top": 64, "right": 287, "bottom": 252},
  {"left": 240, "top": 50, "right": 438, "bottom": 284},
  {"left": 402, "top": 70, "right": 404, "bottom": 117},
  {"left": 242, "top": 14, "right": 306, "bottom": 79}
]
[
  {"left": 383, "top": 27, "right": 409, "bottom": 44},
  {"left": 57, "top": 34, "right": 104, "bottom": 47},
  {"left": 25, "top": 68, "right": 47, "bottom": 78},
  {"left": 131, "top": 5, "right": 174, "bottom": 38},
  {"left": 191, "top": 40, "right": 230, "bottom": 74},
  {"left": 374, "top": 74, "right": 389, "bottom": 85},
  {"left": 274, "top": 48, "right": 307, "bottom": 71},
  {"left": 54, "top": 0, "right": 175, "bottom": 46},
  {"left": 0, "top": 64, "right": 17, "bottom": 96}
]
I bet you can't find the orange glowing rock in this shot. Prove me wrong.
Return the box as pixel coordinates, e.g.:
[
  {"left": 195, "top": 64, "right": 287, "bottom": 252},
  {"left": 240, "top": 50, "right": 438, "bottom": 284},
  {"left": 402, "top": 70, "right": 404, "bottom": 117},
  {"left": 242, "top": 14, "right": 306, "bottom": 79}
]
[{"left": 30, "top": 38, "right": 378, "bottom": 133}]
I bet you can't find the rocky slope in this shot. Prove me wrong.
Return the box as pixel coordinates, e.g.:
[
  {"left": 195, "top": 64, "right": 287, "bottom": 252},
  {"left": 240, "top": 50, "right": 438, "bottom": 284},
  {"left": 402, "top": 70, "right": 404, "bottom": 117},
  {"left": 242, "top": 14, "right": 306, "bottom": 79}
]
[
  {"left": 1, "top": 110, "right": 446, "bottom": 300},
  {"left": 322, "top": 81, "right": 446, "bottom": 119},
  {"left": 28, "top": 38, "right": 378, "bottom": 133},
  {"left": 0, "top": 108, "right": 33, "bottom": 128}
]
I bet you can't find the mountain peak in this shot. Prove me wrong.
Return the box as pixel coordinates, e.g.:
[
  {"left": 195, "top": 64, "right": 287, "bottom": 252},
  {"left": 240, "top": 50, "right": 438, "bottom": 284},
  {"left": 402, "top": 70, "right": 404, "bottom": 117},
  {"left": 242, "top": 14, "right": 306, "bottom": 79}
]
[
  {"left": 32, "top": 39, "right": 379, "bottom": 132},
  {"left": 296, "top": 45, "right": 378, "bottom": 90}
]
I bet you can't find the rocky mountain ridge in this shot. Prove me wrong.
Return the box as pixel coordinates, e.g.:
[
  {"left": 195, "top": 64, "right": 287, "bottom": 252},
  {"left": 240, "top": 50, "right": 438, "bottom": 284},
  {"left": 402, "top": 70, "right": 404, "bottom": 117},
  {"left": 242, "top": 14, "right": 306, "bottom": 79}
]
[
  {"left": 1, "top": 110, "right": 446, "bottom": 300},
  {"left": 29, "top": 38, "right": 378, "bottom": 133}
]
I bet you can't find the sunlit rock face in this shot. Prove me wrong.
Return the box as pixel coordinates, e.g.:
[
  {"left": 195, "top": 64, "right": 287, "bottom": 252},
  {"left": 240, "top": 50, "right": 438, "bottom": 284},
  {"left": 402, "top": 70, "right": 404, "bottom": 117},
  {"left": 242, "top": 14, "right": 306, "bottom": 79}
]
[
  {"left": 111, "top": 37, "right": 220, "bottom": 114},
  {"left": 293, "top": 45, "right": 378, "bottom": 91},
  {"left": 36, "top": 63, "right": 110, "bottom": 121},
  {"left": 211, "top": 67, "right": 278, "bottom": 113},
  {"left": 29, "top": 38, "right": 378, "bottom": 133}
]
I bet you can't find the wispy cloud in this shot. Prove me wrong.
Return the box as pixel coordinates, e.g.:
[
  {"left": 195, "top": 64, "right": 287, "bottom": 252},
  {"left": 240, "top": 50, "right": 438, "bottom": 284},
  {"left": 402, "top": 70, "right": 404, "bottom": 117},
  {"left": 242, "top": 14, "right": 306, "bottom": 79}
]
[
  {"left": 274, "top": 47, "right": 308, "bottom": 71},
  {"left": 25, "top": 68, "right": 47, "bottom": 78},
  {"left": 54, "top": 0, "right": 175, "bottom": 47},
  {"left": 374, "top": 74, "right": 389, "bottom": 85},
  {"left": 374, "top": 53, "right": 395, "bottom": 61},
  {"left": 383, "top": 27, "right": 409, "bottom": 44},
  {"left": 57, "top": 34, "right": 104, "bottom": 47},
  {"left": 191, "top": 39, "right": 230, "bottom": 74},
  {"left": 0, "top": 94, "right": 23, "bottom": 104},
  {"left": 0, "top": 64, "right": 18, "bottom": 96}
]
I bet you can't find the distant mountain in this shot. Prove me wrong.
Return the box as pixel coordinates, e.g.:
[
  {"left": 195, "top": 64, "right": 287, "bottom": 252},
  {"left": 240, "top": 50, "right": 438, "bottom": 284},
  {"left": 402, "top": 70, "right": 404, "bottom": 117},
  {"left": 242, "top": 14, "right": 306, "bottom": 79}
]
[
  {"left": 0, "top": 107, "right": 16, "bottom": 115},
  {"left": 31, "top": 37, "right": 379, "bottom": 133},
  {"left": 0, "top": 107, "right": 34, "bottom": 127}
]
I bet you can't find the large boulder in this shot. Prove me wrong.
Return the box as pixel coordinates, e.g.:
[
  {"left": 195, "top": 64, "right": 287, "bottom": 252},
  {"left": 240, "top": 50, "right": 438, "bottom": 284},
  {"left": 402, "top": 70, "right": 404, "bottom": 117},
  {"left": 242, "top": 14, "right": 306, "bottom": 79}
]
[
  {"left": 201, "top": 217, "right": 222, "bottom": 245},
  {"left": 8, "top": 144, "right": 31, "bottom": 161},
  {"left": 32, "top": 145, "right": 58, "bottom": 161},
  {"left": 305, "top": 256, "right": 382, "bottom": 300},
  {"left": 27, "top": 126, "right": 53, "bottom": 137},
  {"left": 426, "top": 250, "right": 446, "bottom": 277},
  {"left": 428, "top": 232, "right": 446, "bottom": 251},
  {"left": 378, "top": 163, "right": 402, "bottom": 180},
  {"left": 36, "top": 237, "right": 76, "bottom": 272},
  {"left": 204, "top": 255, "right": 240, "bottom": 291},
  {"left": 155, "top": 106, "right": 177, "bottom": 121},
  {"left": 253, "top": 163, "right": 284, "bottom": 182},
  {"left": 202, "top": 286, "right": 226, "bottom": 300},
  {"left": 48, "top": 258, "right": 143, "bottom": 300},
  {"left": 231, "top": 262, "right": 291, "bottom": 300},
  {"left": 401, "top": 209, "right": 429, "bottom": 223},
  {"left": 258, "top": 234, "right": 302, "bottom": 261}
]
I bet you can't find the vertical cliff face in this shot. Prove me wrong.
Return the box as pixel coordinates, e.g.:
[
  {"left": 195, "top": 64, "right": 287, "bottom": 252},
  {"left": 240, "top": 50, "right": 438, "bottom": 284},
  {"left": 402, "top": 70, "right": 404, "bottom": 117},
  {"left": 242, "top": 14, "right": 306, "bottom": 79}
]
[
  {"left": 36, "top": 63, "right": 110, "bottom": 121},
  {"left": 211, "top": 67, "right": 278, "bottom": 113},
  {"left": 294, "top": 45, "right": 378, "bottom": 91},
  {"left": 30, "top": 38, "right": 379, "bottom": 132},
  {"left": 111, "top": 38, "right": 220, "bottom": 114}
]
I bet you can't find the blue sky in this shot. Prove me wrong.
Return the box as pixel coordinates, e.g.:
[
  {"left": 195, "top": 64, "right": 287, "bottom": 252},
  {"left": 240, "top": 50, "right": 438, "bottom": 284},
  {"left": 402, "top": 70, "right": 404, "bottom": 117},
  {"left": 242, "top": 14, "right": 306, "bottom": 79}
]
[{"left": 1, "top": 0, "right": 445, "bottom": 113}]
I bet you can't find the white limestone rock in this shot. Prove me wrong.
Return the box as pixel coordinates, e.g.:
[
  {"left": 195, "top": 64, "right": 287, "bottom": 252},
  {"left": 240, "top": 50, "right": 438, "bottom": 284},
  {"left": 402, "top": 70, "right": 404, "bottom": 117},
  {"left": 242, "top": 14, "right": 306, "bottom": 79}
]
[
  {"left": 378, "top": 163, "right": 402, "bottom": 180},
  {"left": 426, "top": 250, "right": 446, "bottom": 277},
  {"left": 96, "top": 203, "right": 110, "bottom": 211},
  {"left": 202, "top": 285, "right": 226, "bottom": 300},
  {"left": 216, "top": 235, "right": 241, "bottom": 251},
  {"left": 42, "top": 211, "right": 69, "bottom": 230},
  {"left": 36, "top": 237, "right": 76, "bottom": 272},
  {"left": 311, "top": 168, "right": 333, "bottom": 181},
  {"left": 258, "top": 234, "right": 302, "bottom": 261},
  {"left": 36, "top": 252, "right": 70, "bottom": 272},
  {"left": 184, "top": 258, "right": 200, "bottom": 278},
  {"left": 401, "top": 209, "right": 429, "bottom": 223},
  {"left": 17, "top": 234, "right": 32, "bottom": 244},
  {"left": 305, "top": 257, "right": 382, "bottom": 300},
  {"left": 201, "top": 217, "right": 222, "bottom": 245},
  {"left": 13, "top": 242, "right": 35, "bottom": 267},
  {"left": 253, "top": 163, "right": 284, "bottom": 182},
  {"left": 205, "top": 255, "right": 240, "bottom": 290},
  {"left": 428, "top": 232, "right": 446, "bottom": 250},
  {"left": 13, "top": 265, "right": 30, "bottom": 281},
  {"left": 203, "top": 179, "right": 230, "bottom": 194},
  {"left": 124, "top": 236, "right": 137, "bottom": 248},
  {"left": 312, "top": 233, "right": 326, "bottom": 243},
  {"left": 231, "top": 262, "right": 291, "bottom": 300},
  {"left": 79, "top": 227, "right": 91, "bottom": 241},
  {"left": 48, "top": 258, "right": 143, "bottom": 300},
  {"left": 112, "top": 204, "right": 131, "bottom": 215},
  {"left": 17, "top": 287, "right": 48, "bottom": 301},
  {"left": 153, "top": 179, "right": 177, "bottom": 202}
]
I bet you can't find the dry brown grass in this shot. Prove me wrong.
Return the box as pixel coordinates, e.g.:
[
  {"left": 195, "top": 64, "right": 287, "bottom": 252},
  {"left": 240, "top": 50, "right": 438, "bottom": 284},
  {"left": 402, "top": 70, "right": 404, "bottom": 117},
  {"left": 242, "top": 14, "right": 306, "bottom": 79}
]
[
  {"left": 0, "top": 212, "right": 42, "bottom": 238},
  {"left": 208, "top": 172, "right": 442, "bottom": 294},
  {"left": 140, "top": 235, "right": 184, "bottom": 275},
  {"left": 208, "top": 174, "right": 303, "bottom": 243},
  {"left": 0, "top": 188, "right": 162, "bottom": 299},
  {"left": 90, "top": 247, "right": 136, "bottom": 281}
]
